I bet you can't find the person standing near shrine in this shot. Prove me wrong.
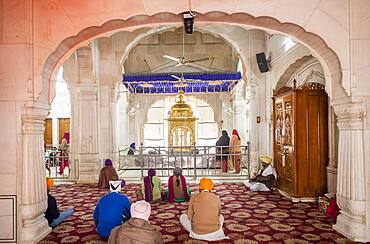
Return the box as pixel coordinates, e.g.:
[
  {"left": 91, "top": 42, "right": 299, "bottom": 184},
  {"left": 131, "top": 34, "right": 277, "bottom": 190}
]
[
  {"left": 94, "top": 180, "right": 131, "bottom": 239},
  {"left": 59, "top": 138, "right": 69, "bottom": 175},
  {"left": 229, "top": 129, "right": 242, "bottom": 173},
  {"left": 216, "top": 130, "right": 230, "bottom": 173}
]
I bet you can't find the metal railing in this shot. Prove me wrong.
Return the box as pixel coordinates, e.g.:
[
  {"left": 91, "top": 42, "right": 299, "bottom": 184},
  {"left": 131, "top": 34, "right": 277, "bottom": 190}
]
[
  {"left": 118, "top": 143, "right": 250, "bottom": 179},
  {"left": 45, "top": 144, "right": 70, "bottom": 179}
]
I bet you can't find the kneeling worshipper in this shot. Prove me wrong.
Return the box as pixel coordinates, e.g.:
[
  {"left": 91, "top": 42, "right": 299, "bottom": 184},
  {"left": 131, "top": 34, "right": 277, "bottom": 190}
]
[
  {"left": 98, "top": 159, "right": 119, "bottom": 189},
  {"left": 180, "top": 178, "right": 229, "bottom": 241},
  {"left": 246, "top": 155, "right": 277, "bottom": 191},
  {"left": 108, "top": 200, "right": 163, "bottom": 244},
  {"left": 93, "top": 180, "right": 131, "bottom": 239},
  {"left": 167, "top": 167, "right": 191, "bottom": 202},
  {"left": 138, "top": 168, "right": 162, "bottom": 203},
  {"left": 45, "top": 177, "right": 74, "bottom": 227}
]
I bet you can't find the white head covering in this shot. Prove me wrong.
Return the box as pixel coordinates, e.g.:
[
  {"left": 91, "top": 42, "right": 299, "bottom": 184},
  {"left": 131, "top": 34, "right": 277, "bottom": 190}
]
[
  {"left": 109, "top": 180, "right": 122, "bottom": 193},
  {"left": 131, "top": 200, "right": 151, "bottom": 221}
]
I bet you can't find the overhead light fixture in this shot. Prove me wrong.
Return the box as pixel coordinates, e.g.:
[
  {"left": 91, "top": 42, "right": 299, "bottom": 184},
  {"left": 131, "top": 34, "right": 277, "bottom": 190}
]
[{"left": 183, "top": 12, "right": 195, "bottom": 34}]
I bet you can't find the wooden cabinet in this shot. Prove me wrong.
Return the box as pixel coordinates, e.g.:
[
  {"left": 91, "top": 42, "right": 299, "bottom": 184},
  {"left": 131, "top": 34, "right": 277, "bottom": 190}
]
[{"left": 272, "top": 82, "right": 328, "bottom": 199}]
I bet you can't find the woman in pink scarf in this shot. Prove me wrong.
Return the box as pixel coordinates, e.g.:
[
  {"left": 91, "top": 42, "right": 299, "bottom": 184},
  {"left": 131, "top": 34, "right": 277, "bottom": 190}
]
[{"left": 230, "top": 129, "right": 241, "bottom": 173}]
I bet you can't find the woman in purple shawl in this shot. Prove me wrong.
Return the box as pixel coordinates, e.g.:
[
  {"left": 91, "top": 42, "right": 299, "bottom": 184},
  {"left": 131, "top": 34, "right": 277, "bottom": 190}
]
[{"left": 141, "top": 168, "right": 162, "bottom": 202}]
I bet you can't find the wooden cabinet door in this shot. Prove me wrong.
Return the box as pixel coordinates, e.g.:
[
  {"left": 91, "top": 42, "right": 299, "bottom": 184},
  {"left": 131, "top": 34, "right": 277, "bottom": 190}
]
[
  {"left": 274, "top": 94, "right": 295, "bottom": 195},
  {"left": 58, "top": 118, "right": 70, "bottom": 144},
  {"left": 282, "top": 97, "right": 295, "bottom": 194},
  {"left": 44, "top": 118, "right": 53, "bottom": 145}
]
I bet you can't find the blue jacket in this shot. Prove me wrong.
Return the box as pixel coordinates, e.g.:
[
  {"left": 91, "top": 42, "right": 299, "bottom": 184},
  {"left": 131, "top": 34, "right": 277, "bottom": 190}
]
[{"left": 93, "top": 192, "right": 131, "bottom": 238}]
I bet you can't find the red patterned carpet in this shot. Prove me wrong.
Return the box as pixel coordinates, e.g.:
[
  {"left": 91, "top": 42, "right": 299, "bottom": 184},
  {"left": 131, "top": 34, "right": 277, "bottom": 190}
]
[{"left": 39, "top": 183, "right": 350, "bottom": 244}]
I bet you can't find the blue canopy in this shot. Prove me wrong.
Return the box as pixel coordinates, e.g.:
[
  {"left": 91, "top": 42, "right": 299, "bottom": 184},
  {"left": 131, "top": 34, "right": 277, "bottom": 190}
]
[{"left": 122, "top": 72, "right": 241, "bottom": 94}]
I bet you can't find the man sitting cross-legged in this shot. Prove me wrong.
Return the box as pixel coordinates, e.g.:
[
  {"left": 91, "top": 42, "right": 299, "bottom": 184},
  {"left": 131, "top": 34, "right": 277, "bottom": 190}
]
[
  {"left": 180, "top": 177, "right": 229, "bottom": 241},
  {"left": 93, "top": 180, "right": 131, "bottom": 239},
  {"left": 45, "top": 177, "right": 74, "bottom": 227},
  {"left": 245, "top": 155, "right": 277, "bottom": 191}
]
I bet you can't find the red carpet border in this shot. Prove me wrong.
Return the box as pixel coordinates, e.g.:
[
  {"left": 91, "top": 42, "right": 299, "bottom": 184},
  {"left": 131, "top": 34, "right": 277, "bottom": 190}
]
[{"left": 39, "top": 183, "right": 351, "bottom": 244}]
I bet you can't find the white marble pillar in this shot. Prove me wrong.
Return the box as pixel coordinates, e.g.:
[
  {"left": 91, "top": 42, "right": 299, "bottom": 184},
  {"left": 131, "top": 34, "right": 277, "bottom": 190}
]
[
  {"left": 327, "top": 105, "right": 338, "bottom": 193},
  {"left": 333, "top": 101, "right": 368, "bottom": 242},
  {"left": 233, "top": 100, "right": 247, "bottom": 145},
  {"left": 98, "top": 85, "right": 114, "bottom": 163},
  {"left": 77, "top": 84, "right": 99, "bottom": 182},
  {"left": 247, "top": 85, "right": 259, "bottom": 177},
  {"left": 68, "top": 83, "right": 79, "bottom": 181},
  {"left": 110, "top": 86, "right": 119, "bottom": 165},
  {"left": 116, "top": 87, "right": 129, "bottom": 148},
  {"left": 19, "top": 101, "right": 51, "bottom": 243}
]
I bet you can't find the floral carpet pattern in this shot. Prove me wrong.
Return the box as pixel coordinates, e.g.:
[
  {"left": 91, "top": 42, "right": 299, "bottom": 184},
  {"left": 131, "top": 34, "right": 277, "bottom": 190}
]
[{"left": 40, "top": 183, "right": 350, "bottom": 244}]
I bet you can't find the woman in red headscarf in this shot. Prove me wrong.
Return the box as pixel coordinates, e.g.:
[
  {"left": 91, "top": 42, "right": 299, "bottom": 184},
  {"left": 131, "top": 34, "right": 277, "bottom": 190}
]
[{"left": 230, "top": 129, "right": 241, "bottom": 173}]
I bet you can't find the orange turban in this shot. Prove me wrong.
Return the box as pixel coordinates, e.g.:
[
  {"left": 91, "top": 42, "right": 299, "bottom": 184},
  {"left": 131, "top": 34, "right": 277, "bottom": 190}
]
[
  {"left": 199, "top": 178, "right": 214, "bottom": 191},
  {"left": 46, "top": 177, "right": 54, "bottom": 190}
]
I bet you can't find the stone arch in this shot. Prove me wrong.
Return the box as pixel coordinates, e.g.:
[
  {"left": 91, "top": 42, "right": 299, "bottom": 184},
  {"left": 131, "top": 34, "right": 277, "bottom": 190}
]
[
  {"left": 275, "top": 55, "right": 314, "bottom": 89},
  {"left": 42, "top": 12, "right": 345, "bottom": 105}
]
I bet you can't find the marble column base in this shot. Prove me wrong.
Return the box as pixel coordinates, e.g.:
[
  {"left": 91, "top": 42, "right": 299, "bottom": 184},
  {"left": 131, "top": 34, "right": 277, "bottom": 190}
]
[
  {"left": 78, "top": 156, "right": 99, "bottom": 183},
  {"left": 326, "top": 166, "right": 337, "bottom": 193},
  {"left": 20, "top": 205, "right": 51, "bottom": 243},
  {"left": 333, "top": 211, "right": 369, "bottom": 242}
]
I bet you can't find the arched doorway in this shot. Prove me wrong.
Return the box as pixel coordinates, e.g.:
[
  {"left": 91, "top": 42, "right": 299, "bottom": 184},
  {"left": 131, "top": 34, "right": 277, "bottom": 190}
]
[{"left": 4, "top": 3, "right": 367, "bottom": 242}]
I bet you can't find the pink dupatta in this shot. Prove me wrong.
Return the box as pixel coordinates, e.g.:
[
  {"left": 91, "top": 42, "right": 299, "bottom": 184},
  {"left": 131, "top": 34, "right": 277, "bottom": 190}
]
[{"left": 168, "top": 175, "right": 189, "bottom": 202}]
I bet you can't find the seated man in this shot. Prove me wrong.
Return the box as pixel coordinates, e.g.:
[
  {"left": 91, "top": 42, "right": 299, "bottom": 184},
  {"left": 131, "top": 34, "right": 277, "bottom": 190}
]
[
  {"left": 94, "top": 180, "right": 131, "bottom": 239},
  {"left": 180, "top": 178, "right": 228, "bottom": 241},
  {"left": 246, "top": 155, "right": 277, "bottom": 191},
  {"left": 168, "top": 167, "right": 191, "bottom": 202},
  {"left": 98, "top": 159, "right": 119, "bottom": 189},
  {"left": 45, "top": 177, "right": 74, "bottom": 227},
  {"left": 108, "top": 200, "right": 163, "bottom": 244}
]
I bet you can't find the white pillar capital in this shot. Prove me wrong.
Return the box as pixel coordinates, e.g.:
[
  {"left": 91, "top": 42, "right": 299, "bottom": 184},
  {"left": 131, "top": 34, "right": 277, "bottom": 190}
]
[{"left": 333, "top": 102, "right": 365, "bottom": 130}]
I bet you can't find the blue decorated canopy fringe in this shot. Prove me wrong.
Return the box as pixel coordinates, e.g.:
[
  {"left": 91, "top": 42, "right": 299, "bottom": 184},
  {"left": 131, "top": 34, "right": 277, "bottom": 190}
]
[{"left": 122, "top": 72, "right": 241, "bottom": 94}]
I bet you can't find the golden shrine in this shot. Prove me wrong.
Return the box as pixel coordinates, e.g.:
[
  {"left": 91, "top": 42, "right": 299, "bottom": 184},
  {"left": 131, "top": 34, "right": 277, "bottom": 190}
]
[{"left": 167, "top": 90, "right": 197, "bottom": 153}]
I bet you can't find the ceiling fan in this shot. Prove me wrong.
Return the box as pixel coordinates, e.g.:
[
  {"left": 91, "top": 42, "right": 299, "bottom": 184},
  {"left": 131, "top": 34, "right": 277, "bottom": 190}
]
[
  {"left": 163, "top": 27, "right": 209, "bottom": 66},
  {"left": 171, "top": 73, "right": 201, "bottom": 87}
]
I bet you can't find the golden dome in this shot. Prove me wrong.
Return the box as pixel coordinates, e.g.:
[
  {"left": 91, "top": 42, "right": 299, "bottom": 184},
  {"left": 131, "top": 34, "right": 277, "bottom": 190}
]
[{"left": 169, "top": 90, "right": 194, "bottom": 118}]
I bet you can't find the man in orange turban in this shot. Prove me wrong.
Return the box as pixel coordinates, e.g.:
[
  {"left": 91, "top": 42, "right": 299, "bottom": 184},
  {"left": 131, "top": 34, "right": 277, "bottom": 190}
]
[
  {"left": 44, "top": 177, "right": 74, "bottom": 227},
  {"left": 180, "top": 178, "right": 228, "bottom": 241}
]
